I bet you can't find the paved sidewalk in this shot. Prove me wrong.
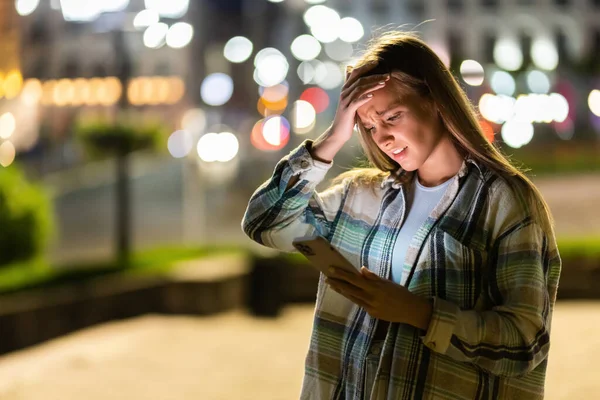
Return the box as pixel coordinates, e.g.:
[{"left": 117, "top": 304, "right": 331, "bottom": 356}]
[{"left": 0, "top": 301, "right": 597, "bottom": 399}]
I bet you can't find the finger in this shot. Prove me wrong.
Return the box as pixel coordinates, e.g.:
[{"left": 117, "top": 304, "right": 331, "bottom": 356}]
[
  {"left": 341, "top": 76, "right": 390, "bottom": 110},
  {"left": 341, "top": 74, "right": 388, "bottom": 103},
  {"left": 337, "top": 289, "right": 371, "bottom": 309},
  {"left": 327, "top": 268, "right": 368, "bottom": 288},
  {"left": 326, "top": 276, "right": 372, "bottom": 299},
  {"left": 360, "top": 266, "right": 380, "bottom": 279}
]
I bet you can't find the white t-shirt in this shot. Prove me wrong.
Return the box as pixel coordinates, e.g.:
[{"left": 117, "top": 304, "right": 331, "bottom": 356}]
[{"left": 391, "top": 174, "right": 454, "bottom": 285}]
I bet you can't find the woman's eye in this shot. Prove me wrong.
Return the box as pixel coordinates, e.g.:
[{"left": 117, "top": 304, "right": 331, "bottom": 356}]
[{"left": 387, "top": 112, "right": 402, "bottom": 122}]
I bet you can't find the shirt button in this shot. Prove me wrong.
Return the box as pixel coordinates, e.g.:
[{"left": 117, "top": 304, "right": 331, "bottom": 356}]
[{"left": 300, "top": 160, "right": 310, "bottom": 169}]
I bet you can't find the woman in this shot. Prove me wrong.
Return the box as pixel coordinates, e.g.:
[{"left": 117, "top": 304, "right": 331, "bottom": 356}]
[{"left": 242, "top": 31, "right": 561, "bottom": 400}]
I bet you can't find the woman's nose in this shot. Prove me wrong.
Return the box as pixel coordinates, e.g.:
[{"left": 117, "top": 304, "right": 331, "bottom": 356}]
[{"left": 375, "top": 128, "right": 394, "bottom": 149}]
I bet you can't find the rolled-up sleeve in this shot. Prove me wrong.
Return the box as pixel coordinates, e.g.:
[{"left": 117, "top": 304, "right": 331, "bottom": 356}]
[
  {"left": 241, "top": 140, "right": 348, "bottom": 252},
  {"left": 421, "top": 219, "right": 561, "bottom": 378}
]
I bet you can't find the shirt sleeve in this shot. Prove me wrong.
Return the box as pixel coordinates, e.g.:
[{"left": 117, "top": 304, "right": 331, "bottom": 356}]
[
  {"left": 241, "top": 139, "right": 348, "bottom": 252},
  {"left": 420, "top": 219, "right": 562, "bottom": 378}
]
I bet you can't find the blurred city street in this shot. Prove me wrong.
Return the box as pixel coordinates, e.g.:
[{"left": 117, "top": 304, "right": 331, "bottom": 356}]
[
  {"left": 0, "top": 301, "right": 598, "bottom": 400},
  {"left": 46, "top": 155, "right": 600, "bottom": 265},
  {"left": 1, "top": 0, "right": 600, "bottom": 399}
]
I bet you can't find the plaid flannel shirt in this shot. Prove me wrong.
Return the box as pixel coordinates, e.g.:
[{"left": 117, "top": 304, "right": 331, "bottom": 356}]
[{"left": 241, "top": 140, "right": 561, "bottom": 400}]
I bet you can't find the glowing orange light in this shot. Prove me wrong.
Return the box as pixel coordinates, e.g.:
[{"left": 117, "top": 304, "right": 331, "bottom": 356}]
[
  {"left": 479, "top": 119, "right": 495, "bottom": 143},
  {"left": 165, "top": 76, "right": 185, "bottom": 104}
]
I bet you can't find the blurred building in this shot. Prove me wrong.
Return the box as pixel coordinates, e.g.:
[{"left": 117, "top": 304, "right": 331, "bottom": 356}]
[{"left": 0, "top": 1, "right": 21, "bottom": 73}]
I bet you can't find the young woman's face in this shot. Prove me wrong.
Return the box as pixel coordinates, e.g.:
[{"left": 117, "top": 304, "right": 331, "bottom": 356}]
[{"left": 356, "top": 80, "right": 445, "bottom": 172}]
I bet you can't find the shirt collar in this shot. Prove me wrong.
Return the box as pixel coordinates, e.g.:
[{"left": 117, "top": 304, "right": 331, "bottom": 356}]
[{"left": 381, "top": 156, "right": 483, "bottom": 190}]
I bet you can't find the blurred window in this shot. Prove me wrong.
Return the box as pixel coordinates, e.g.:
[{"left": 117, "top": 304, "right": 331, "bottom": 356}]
[
  {"left": 93, "top": 64, "right": 108, "bottom": 78},
  {"left": 554, "top": 28, "right": 569, "bottom": 64},
  {"left": 63, "top": 59, "right": 79, "bottom": 78},
  {"left": 483, "top": 33, "right": 496, "bottom": 64},
  {"left": 519, "top": 32, "right": 533, "bottom": 68},
  {"left": 371, "top": 0, "right": 389, "bottom": 15},
  {"left": 594, "top": 29, "right": 600, "bottom": 64},
  {"left": 28, "top": 19, "right": 48, "bottom": 45},
  {"left": 406, "top": 0, "right": 425, "bottom": 15},
  {"left": 480, "top": 0, "right": 498, "bottom": 9},
  {"left": 448, "top": 30, "right": 464, "bottom": 65},
  {"left": 447, "top": 0, "right": 464, "bottom": 13},
  {"left": 155, "top": 63, "right": 171, "bottom": 76}
]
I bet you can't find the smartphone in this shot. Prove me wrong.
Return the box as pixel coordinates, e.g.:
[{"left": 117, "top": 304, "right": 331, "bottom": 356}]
[{"left": 292, "top": 235, "right": 360, "bottom": 276}]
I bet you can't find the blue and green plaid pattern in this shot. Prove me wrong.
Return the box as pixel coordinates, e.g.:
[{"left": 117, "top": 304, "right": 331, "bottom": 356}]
[{"left": 242, "top": 140, "right": 561, "bottom": 400}]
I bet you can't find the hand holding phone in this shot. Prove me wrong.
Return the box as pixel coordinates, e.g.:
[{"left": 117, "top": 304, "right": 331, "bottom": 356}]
[{"left": 292, "top": 235, "right": 360, "bottom": 277}]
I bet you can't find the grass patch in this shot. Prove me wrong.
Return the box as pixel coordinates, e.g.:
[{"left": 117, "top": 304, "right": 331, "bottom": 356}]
[
  {"left": 0, "top": 245, "right": 248, "bottom": 295},
  {"left": 556, "top": 236, "right": 600, "bottom": 259},
  {"left": 0, "top": 237, "right": 598, "bottom": 295}
]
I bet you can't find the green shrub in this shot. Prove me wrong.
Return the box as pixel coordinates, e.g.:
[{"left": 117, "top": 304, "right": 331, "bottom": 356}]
[
  {"left": 0, "top": 164, "right": 54, "bottom": 267},
  {"left": 75, "top": 112, "right": 166, "bottom": 159}
]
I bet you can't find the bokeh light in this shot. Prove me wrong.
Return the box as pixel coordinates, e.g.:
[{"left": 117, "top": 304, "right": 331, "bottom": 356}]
[
  {"left": 479, "top": 119, "right": 495, "bottom": 143},
  {"left": 143, "top": 23, "right": 169, "bottom": 49},
  {"left": 197, "top": 132, "right": 239, "bottom": 162},
  {"left": 53, "top": 79, "right": 73, "bottom": 106},
  {"left": 460, "top": 60, "right": 484, "bottom": 86},
  {"left": 3, "top": 70, "right": 23, "bottom": 99},
  {"left": 297, "top": 61, "right": 316, "bottom": 85},
  {"left": 314, "top": 61, "right": 343, "bottom": 90},
  {"left": 259, "top": 82, "right": 289, "bottom": 103},
  {"left": 490, "top": 70, "right": 516, "bottom": 96},
  {"left": 300, "top": 87, "right": 329, "bottom": 113},
  {"left": 133, "top": 9, "right": 159, "bottom": 29},
  {"left": 15, "top": 0, "right": 40, "bottom": 16},
  {"left": 166, "top": 22, "right": 194, "bottom": 49},
  {"left": 304, "top": 6, "right": 340, "bottom": 43},
  {"left": 224, "top": 36, "right": 253, "bottom": 63},
  {"left": 0, "top": 141, "right": 16, "bottom": 167},
  {"left": 20, "top": 78, "right": 43, "bottom": 106},
  {"left": 262, "top": 116, "right": 290, "bottom": 147},
  {"left": 126, "top": 76, "right": 184, "bottom": 106},
  {"left": 494, "top": 39, "right": 523, "bottom": 71},
  {"left": 41, "top": 80, "right": 56, "bottom": 105},
  {"left": 501, "top": 120, "right": 534, "bottom": 148},
  {"left": 60, "top": 0, "right": 102, "bottom": 21},
  {"left": 338, "top": 17, "right": 364, "bottom": 43},
  {"left": 201, "top": 73, "right": 233, "bottom": 106},
  {"left": 291, "top": 35, "right": 322, "bottom": 61},
  {"left": 168, "top": 130, "right": 194, "bottom": 158},
  {"left": 0, "top": 113, "right": 16, "bottom": 139},
  {"left": 479, "top": 93, "right": 516, "bottom": 124},
  {"left": 549, "top": 93, "right": 569, "bottom": 123},
  {"left": 532, "top": 38, "right": 559, "bottom": 71},
  {"left": 249, "top": 117, "right": 289, "bottom": 151},
  {"left": 145, "top": 0, "right": 189, "bottom": 18},
  {"left": 554, "top": 118, "right": 575, "bottom": 140},
  {"left": 71, "top": 78, "right": 88, "bottom": 106},
  {"left": 292, "top": 100, "right": 316, "bottom": 134},
  {"left": 589, "top": 90, "right": 600, "bottom": 117},
  {"left": 527, "top": 70, "right": 551, "bottom": 94},
  {"left": 181, "top": 108, "right": 206, "bottom": 134},
  {"left": 324, "top": 40, "right": 353, "bottom": 62},
  {"left": 257, "top": 96, "right": 288, "bottom": 117},
  {"left": 254, "top": 48, "right": 289, "bottom": 87}
]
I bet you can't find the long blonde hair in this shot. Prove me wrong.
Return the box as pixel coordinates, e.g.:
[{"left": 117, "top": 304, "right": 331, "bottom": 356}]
[{"left": 332, "top": 30, "right": 556, "bottom": 237}]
